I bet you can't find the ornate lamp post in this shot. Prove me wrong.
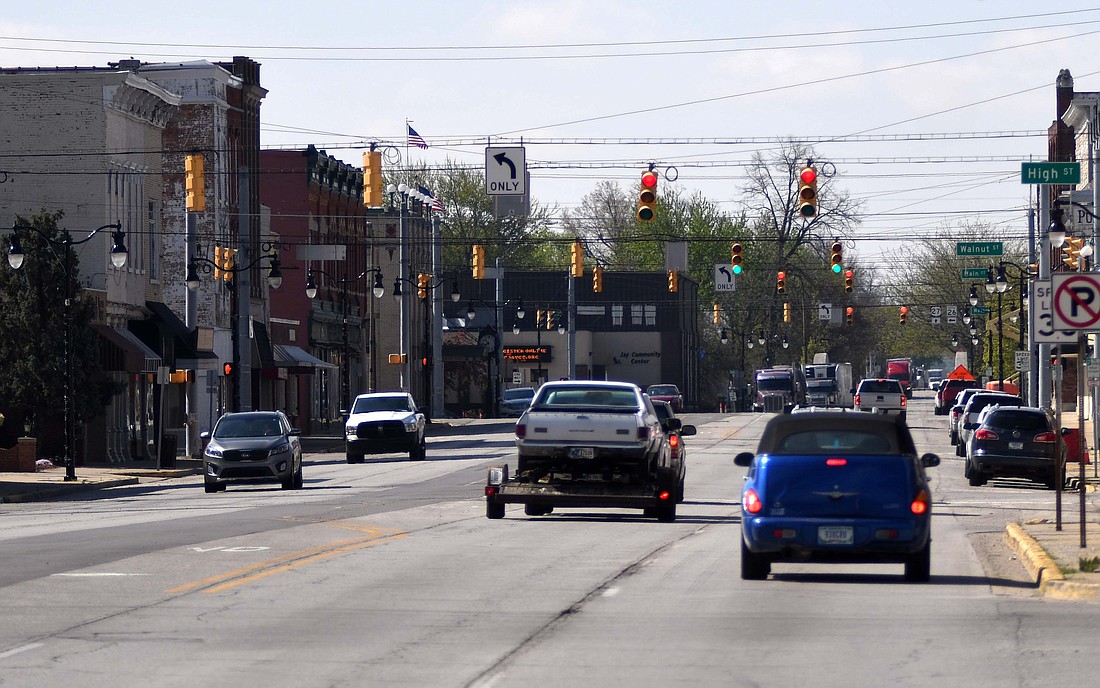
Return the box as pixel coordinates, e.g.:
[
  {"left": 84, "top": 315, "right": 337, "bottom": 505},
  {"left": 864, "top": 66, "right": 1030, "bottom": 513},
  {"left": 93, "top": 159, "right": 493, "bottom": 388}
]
[{"left": 7, "top": 221, "right": 127, "bottom": 481}]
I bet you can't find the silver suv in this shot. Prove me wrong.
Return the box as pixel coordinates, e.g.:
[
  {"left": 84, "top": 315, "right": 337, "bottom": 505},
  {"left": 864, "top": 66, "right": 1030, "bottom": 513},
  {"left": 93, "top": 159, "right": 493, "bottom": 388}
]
[
  {"left": 854, "top": 379, "right": 907, "bottom": 422},
  {"left": 201, "top": 411, "right": 303, "bottom": 493}
]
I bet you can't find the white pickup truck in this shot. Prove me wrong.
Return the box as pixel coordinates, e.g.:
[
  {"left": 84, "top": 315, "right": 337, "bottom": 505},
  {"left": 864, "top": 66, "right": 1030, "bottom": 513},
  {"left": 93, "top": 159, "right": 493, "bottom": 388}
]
[
  {"left": 853, "top": 378, "right": 907, "bottom": 422},
  {"left": 486, "top": 380, "right": 678, "bottom": 521}
]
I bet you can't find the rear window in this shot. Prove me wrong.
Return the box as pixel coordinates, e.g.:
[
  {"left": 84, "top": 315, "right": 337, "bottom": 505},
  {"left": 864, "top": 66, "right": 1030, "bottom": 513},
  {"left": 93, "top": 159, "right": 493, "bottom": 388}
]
[
  {"left": 538, "top": 387, "right": 638, "bottom": 409},
  {"left": 967, "top": 395, "right": 1021, "bottom": 414},
  {"left": 984, "top": 410, "right": 1050, "bottom": 431},
  {"left": 777, "top": 430, "right": 897, "bottom": 454},
  {"left": 858, "top": 380, "right": 901, "bottom": 394},
  {"left": 648, "top": 385, "right": 679, "bottom": 396}
]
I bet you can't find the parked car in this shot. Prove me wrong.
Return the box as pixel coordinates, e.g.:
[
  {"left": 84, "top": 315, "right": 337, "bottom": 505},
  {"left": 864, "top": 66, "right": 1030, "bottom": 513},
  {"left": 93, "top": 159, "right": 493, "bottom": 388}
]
[
  {"left": 734, "top": 412, "right": 940, "bottom": 582},
  {"left": 651, "top": 399, "right": 696, "bottom": 503},
  {"left": 500, "top": 387, "right": 536, "bottom": 417},
  {"left": 201, "top": 410, "right": 303, "bottom": 493},
  {"left": 853, "top": 378, "right": 907, "bottom": 421},
  {"left": 935, "top": 378, "right": 979, "bottom": 415},
  {"left": 955, "top": 392, "right": 1022, "bottom": 456},
  {"left": 647, "top": 384, "right": 684, "bottom": 413},
  {"left": 949, "top": 388, "right": 986, "bottom": 445},
  {"left": 345, "top": 392, "right": 427, "bottom": 462},
  {"left": 964, "top": 406, "right": 1066, "bottom": 488}
]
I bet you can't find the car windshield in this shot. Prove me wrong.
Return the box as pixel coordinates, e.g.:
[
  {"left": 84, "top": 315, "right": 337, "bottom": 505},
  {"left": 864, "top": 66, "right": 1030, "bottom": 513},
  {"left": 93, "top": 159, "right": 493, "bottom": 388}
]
[
  {"left": 352, "top": 396, "right": 412, "bottom": 413},
  {"left": 648, "top": 385, "right": 679, "bottom": 396},
  {"left": 757, "top": 378, "right": 791, "bottom": 392},
  {"left": 985, "top": 410, "right": 1050, "bottom": 431},
  {"left": 503, "top": 389, "right": 534, "bottom": 402},
  {"left": 214, "top": 415, "right": 283, "bottom": 439},
  {"left": 538, "top": 387, "right": 638, "bottom": 409},
  {"left": 777, "top": 429, "right": 896, "bottom": 454}
]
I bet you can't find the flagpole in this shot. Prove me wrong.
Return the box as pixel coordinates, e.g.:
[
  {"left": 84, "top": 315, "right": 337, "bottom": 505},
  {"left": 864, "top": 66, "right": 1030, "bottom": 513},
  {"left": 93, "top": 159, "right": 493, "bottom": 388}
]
[{"left": 404, "top": 118, "right": 411, "bottom": 163}]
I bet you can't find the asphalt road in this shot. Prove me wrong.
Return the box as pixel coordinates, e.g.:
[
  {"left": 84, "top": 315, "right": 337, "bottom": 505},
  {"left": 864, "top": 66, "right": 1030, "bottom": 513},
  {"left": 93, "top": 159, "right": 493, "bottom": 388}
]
[{"left": 2, "top": 398, "right": 1098, "bottom": 687}]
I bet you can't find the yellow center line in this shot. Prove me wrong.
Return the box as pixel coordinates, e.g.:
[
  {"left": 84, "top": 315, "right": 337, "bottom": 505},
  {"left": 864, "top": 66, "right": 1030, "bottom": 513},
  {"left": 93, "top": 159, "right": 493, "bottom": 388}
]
[{"left": 168, "top": 523, "right": 405, "bottom": 595}]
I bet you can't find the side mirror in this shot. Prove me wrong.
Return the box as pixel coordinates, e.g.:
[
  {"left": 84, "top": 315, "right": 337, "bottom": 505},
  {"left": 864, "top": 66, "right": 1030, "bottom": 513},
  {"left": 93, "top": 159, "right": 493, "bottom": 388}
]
[
  {"left": 680, "top": 424, "right": 697, "bottom": 437},
  {"left": 1061, "top": 427, "right": 1073, "bottom": 436},
  {"left": 734, "top": 451, "right": 755, "bottom": 467},
  {"left": 920, "top": 453, "right": 941, "bottom": 468},
  {"left": 200, "top": 431, "right": 211, "bottom": 440},
  {"left": 289, "top": 428, "right": 302, "bottom": 436},
  {"left": 963, "top": 422, "right": 977, "bottom": 430}
]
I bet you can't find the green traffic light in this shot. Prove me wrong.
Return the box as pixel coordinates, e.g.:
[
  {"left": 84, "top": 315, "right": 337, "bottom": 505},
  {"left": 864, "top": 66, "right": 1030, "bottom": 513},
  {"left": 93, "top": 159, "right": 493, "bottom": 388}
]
[
  {"left": 831, "top": 263, "right": 842, "bottom": 274},
  {"left": 732, "top": 265, "right": 742, "bottom": 275}
]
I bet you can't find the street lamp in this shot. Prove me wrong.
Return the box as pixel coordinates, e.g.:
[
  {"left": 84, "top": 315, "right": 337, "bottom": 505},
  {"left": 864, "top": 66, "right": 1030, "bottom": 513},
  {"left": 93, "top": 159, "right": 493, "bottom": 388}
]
[
  {"left": 390, "top": 270, "right": 461, "bottom": 412},
  {"left": 304, "top": 267, "right": 384, "bottom": 416},
  {"left": 7, "top": 221, "right": 127, "bottom": 481},
  {"left": 1048, "top": 206, "right": 1067, "bottom": 248},
  {"left": 969, "top": 286, "right": 979, "bottom": 307},
  {"left": 186, "top": 244, "right": 283, "bottom": 412}
]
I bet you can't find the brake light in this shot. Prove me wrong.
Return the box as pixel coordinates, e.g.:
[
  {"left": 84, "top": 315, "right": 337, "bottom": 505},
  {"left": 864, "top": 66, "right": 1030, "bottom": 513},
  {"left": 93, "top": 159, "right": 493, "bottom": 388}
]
[
  {"left": 669, "top": 434, "right": 679, "bottom": 448},
  {"left": 825, "top": 457, "right": 847, "bottom": 466},
  {"left": 910, "top": 489, "right": 930, "bottom": 515},
  {"left": 853, "top": 394, "right": 860, "bottom": 407},
  {"left": 515, "top": 424, "right": 526, "bottom": 438},
  {"left": 1034, "top": 432, "right": 1057, "bottom": 443},
  {"left": 658, "top": 490, "right": 672, "bottom": 501},
  {"left": 900, "top": 395, "right": 907, "bottom": 407},
  {"left": 974, "top": 428, "right": 999, "bottom": 441},
  {"left": 743, "top": 488, "right": 763, "bottom": 514}
]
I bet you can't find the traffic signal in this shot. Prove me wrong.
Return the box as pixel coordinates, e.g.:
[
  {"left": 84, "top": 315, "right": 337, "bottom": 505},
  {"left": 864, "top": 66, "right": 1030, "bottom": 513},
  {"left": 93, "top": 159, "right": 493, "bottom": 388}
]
[
  {"left": 899, "top": 305, "right": 909, "bottom": 325},
  {"left": 776, "top": 271, "right": 786, "bottom": 294},
  {"left": 185, "top": 153, "right": 205, "bottom": 212},
  {"left": 845, "top": 306, "right": 854, "bottom": 325},
  {"left": 731, "top": 242, "right": 744, "bottom": 275},
  {"left": 536, "top": 309, "right": 544, "bottom": 329},
  {"left": 546, "top": 311, "right": 556, "bottom": 331},
  {"left": 571, "top": 241, "right": 584, "bottom": 277},
  {"left": 417, "top": 273, "right": 429, "bottom": 300},
  {"left": 783, "top": 302, "right": 791, "bottom": 323},
  {"left": 222, "top": 248, "right": 237, "bottom": 283},
  {"left": 713, "top": 302, "right": 721, "bottom": 325},
  {"left": 637, "top": 169, "right": 658, "bottom": 222},
  {"left": 592, "top": 265, "right": 603, "bottom": 293},
  {"left": 667, "top": 269, "right": 678, "bottom": 293},
  {"left": 798, "top": 165, "right": 818, "bottom": 218},
  {"left": 223, "top": 361, "right": 234, "bottom": 376},
  {"left": 362, "top": 150, "right": 383, "bottom": 207},
  {"left": 472, "top": 244, "right": 485, "bottom": 279},
  {"left": 830, "top": 240, "right": 843, "bottom": 273},
  {"left": 844, "top": 269, "right": 854, "bottom": 293}
]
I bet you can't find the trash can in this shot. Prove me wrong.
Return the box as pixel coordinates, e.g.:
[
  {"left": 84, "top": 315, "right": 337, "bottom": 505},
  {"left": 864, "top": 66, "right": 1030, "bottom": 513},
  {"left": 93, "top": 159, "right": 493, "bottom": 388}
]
[
  {"left": 159, "top": 433, "right": 177, "bottom": 468},
  {"left": 1063, "top": 428, "right": 1090, "bottom": 464}
]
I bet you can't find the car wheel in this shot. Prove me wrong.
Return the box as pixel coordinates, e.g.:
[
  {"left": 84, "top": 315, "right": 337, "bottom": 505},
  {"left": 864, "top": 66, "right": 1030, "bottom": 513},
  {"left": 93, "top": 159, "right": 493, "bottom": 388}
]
[
  {"left": 899, "top": 411, "right": 906, "bottom": 423},
  {"left": 675, "top": 477, "right": 685, "bottom": 504},
  {"left": 968, "top": 473, "right": 987, "bottom": 487},
  {"left": 904, "top": 542, "right": 931, "bottom": 582},
  {"left": 346, "top": 451, "right": 364, "bottom": 464},
  {"left": 486, "top": 500, "right": 505, "bottom": 519},
  {"left": 204, "top": 477, "right": 219, "bottom": 494},
  {"left": 955, "top": 442, "right": 964, "bottom": 457},
  {"left": 409, "top": 434, "right": 426, "bottom": 461},
  {"left": 949, "top": 430, "right": 958, "bottom": 445},
  {"left": 292, "top": 466, "right": 304, "bottom": 490},
  {"left": 963, "top": 457, "right": 973, "bottom": 479},
  {"left": 654, "top": 499, "right": 676, "bottom": 522},
  {"left": 740, "top": 538, "right": 770, "bottom": 580}
]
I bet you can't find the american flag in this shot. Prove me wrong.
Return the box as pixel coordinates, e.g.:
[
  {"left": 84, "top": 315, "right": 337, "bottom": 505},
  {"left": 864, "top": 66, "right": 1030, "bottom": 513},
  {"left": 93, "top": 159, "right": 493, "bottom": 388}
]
[
  {"left": 407, "top": 124, "right": 428, "bottom": 150},
  {"left": 418, "top": 185, "right": 445, "bottom": 214}
]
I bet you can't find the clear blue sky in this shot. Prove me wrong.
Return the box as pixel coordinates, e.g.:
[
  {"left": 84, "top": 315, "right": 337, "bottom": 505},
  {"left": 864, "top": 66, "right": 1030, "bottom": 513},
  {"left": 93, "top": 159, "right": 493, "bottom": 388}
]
[{"left": 4, "top": 1, "right": 1100, "bottom": 266}]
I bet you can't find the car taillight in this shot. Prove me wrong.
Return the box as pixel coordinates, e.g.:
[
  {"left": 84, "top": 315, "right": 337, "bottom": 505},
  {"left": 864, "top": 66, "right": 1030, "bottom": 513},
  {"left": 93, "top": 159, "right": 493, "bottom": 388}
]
[
  {"left": 515, "top": 424, "right": 526, "bottom": 438},
  {"left": 853, "top": 394, "right": 860, "bottom": 406},
  {"left": 825, "top": 457, "right": 847, "bottom": 466},
  {"left": 974, "top": 428, "right": 998, "bottom": 441},
  {"left": 669, "top": 434, "right": 679, "bottom": 448},
  {"left": 910, "top": 489, "right": 930, "bottom": 515},
  {"left": 1034, "top": 432, "right": 1057, "bottom": 443},
  {"left": 743, "top": 488, "right": 763, "bottom": 514},
  {"left": 900, "top": 395, "right": 906, "bottom": 407}
]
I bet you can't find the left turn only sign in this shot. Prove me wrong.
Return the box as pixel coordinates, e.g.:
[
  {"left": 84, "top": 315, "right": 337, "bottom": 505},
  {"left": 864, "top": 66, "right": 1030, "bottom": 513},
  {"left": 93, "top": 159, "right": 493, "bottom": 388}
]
[
  {"left": 1052, "top": 273, "right": 1100, "bottom": 330},
  {"left": 485, "top": 146, "right": 526, "bottom": 196}
]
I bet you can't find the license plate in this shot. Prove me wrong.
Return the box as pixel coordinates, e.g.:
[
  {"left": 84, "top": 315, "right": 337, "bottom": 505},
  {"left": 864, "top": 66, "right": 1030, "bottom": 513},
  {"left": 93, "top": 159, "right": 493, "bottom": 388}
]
[
  {"left": 1009, "top": 441, "right": 1024, "bottom": 450},
  {"left": 568, "top": 447, "right": 595, "bottom": 459},
  {"left": 818, "top": 526, "right": 854, "bottom": 545}
]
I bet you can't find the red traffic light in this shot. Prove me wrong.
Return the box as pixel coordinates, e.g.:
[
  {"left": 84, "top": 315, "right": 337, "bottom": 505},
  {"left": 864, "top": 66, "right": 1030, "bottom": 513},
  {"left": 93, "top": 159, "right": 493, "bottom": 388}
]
[
  {"left": 845, "top": 306, "right": 854, "bottom": 315},
  {"left": 223, "top": 362, "right": 233, "bottom": 376},
  {"left": 800, "top": 167, "right": 817, "bottom": 184},
  {"left": 899, "top": 306, "right": 909, "bottom": 315},
  {"left": 641, "top": 170, "right": 658, "bottom": 189}
]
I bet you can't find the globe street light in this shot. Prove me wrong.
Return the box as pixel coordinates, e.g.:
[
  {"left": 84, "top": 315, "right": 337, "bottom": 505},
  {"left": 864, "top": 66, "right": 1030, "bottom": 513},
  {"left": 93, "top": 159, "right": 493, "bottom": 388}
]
[{"left": 8, "top": 221, "right": 127, "bottom": 481}]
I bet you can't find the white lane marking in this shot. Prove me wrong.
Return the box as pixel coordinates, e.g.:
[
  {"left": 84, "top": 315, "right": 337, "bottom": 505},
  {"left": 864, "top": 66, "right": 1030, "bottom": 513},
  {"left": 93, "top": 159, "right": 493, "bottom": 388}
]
[
  {"left": 602, "top": 587, "right": 620, "bottom": 597},
  {"left": 51, "top": 573, "right": 152, "bottom": 577},
  {"left": 0, "top": 643, "right": 44, "bottom": 660}
]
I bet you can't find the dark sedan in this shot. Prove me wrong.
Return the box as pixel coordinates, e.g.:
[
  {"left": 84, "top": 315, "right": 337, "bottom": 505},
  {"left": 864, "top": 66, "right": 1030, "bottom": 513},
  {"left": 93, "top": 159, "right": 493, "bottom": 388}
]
[
  {"left": 734, "top": 412, "right": 940, "bottom": 582},
  {"left": 201, "top": 411, "right": 304, "bottom": 493},
  {"left": 964, "top": 406, "right": 1066, "bottom": 488}
]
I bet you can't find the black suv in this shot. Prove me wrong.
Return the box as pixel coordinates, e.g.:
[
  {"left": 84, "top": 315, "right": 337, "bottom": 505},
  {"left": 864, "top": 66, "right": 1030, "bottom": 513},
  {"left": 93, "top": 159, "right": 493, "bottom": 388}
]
[{"left": 965, "top": 406, "right": 1065, "bottom": 488}]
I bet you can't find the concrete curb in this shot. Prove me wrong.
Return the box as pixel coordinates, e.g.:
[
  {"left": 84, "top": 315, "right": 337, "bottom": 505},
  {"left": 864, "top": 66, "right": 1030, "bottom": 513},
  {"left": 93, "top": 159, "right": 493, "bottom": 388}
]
[
  {"left": 1004, "top": 522, "right": 1100, "bottom": 601},
  {"left": 2, "top": 477, "right": 140, "bottom": 504}
]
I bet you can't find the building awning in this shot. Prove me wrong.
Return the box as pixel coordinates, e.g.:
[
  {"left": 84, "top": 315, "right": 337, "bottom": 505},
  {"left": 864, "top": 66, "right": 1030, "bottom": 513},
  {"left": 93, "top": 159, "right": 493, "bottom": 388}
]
[
  {"left": 94, "top": 325, "right": 162, "bottom": 373},
  {"left": 273, "top": 344, "right": 338, "bottom": 371},
  {"left": 144, "top": 300, "right": 216, "bottom": 360},
  {"left": 253, "top": 320, "right": 275, "bottom": 369}
]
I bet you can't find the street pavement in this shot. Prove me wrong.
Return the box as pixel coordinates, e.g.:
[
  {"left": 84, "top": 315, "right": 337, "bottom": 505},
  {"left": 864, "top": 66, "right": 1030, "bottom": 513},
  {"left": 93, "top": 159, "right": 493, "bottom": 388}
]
[{"left": 3, "top": 416, "right": 1100, "bottom": 601}]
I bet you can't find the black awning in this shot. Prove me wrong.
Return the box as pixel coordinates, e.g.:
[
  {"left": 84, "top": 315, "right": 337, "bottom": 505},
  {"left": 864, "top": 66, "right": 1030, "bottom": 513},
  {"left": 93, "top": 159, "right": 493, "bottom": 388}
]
[
  {"left": 94, "top": 325, "right": 162, "bottom": 373},
  {"left": 253, "top": 320, "right": 275, "bottom": 369},
  {"left": 144, "top": 301, "right": 216, "bottom": 360}
]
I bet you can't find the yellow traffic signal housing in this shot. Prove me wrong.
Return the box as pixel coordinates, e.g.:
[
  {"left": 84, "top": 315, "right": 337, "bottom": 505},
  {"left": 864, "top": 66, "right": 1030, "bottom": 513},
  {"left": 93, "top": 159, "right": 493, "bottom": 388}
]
[
  {"left": 899, "top": 305, "right": 909, "bottom": 325},
  {"left": 417, "top": 273, "right": 429, "bottom": 300},
  {"left": 212, "top": 246, "right": 223, "bottom": 281},
  {"left": 783, "top": 302, "right": 791, "bottom": 323},
  {"left": 731, "top": 242, "right": 744, "bottom": 275},
  {"left": 637, "top": 169, "right": 658, "bottom": 222},
  {"left": 667, "top": 269, "right": 678, "bottom": 293},
  {"left": 536, "top": 309, "right": 544, "bottom": 329},
  {"left": 592, "top": 265, "right": 603, "bottom": 293},
  {"left": 546, "top": 311, "right": 555, "bottom": 330},
  {"left": 830, "top": 240, "right": 843, "bottom": 274},
  {"left": 776, "top": 271, "right": 786, "bottom": 294},
  {"left": 168, "top": 370, "right": 193, "bottom": 384},
  {"left": 844, "top": 269, "right": 854, "bottom": 293},
  {"left": 362, "top": 150, "right": 383, "bottom": 207},
  {"left": 185, "top": 153, "right": 205, "bottom": 212},
  {"left": 472, "top": 244, "right": 485, "bottom": 279},
  {"left": 571, "top": 241, "right": 584, "bottom": 278},
  {"left": 222, "top": 248, "right": 237, "bottom": 283},
  {"left": 798, "top": 165, "right": 818, "bottom": 218},
  {"left": 387, "top": 353, "right": 407, "bottom": 364},
  {"left": 713, "top": 302, "right": 721, "bottom": 325},
  {"left": 845, "top": 306, "right": 854, "bottom": 325}
]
